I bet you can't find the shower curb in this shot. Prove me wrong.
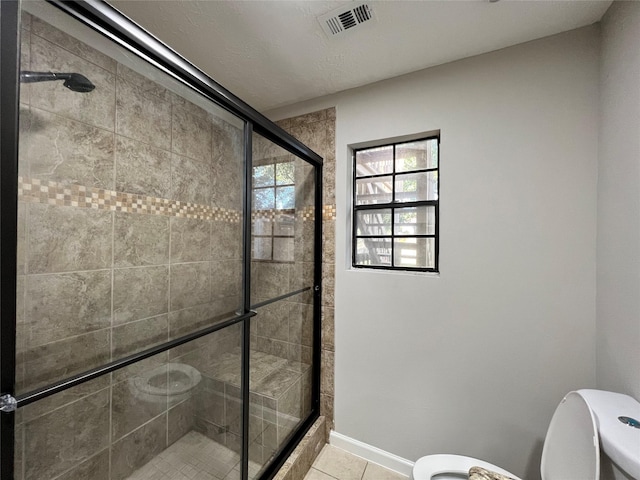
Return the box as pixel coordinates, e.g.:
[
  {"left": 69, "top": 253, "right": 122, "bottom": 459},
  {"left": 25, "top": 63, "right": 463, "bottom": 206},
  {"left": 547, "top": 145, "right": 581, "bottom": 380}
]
[{"left": 273, "top": 416, "right": 327, "bottom": 480}]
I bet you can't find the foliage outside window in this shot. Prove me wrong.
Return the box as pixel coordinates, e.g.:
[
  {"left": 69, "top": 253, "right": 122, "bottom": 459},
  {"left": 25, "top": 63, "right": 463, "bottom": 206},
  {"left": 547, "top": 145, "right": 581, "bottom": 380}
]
[
  {"left": 252, "top": 160, "right": 295, "bottom": 262},
  {"left": 353, "top": 136, "right": 439, "bottom": 271}
]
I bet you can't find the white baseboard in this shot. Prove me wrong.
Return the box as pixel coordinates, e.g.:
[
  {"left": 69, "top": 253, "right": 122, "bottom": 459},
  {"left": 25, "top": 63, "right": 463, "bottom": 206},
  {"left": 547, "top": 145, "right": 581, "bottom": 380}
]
[{"left": 329, "top": 431, "right": 415, "bottom": 477}]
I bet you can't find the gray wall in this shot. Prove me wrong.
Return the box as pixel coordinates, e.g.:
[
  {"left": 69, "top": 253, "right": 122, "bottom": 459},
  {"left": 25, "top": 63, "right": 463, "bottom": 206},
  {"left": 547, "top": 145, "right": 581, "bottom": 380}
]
[
  {"left": 269, "top": 25, "right": 600, "bottom": 479},
  {"left": 597, "top": 1, "right": 640, "bottom": 400}
]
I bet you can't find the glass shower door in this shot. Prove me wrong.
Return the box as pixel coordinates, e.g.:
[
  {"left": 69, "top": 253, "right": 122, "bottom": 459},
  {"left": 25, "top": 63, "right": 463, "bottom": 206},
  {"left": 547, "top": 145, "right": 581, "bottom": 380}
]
[
  {"left": 249, "top": 134, "right": 317, "bottom": 478},
  {"left": 11, "top": 2, "right": 246, "bottom": 479},
  {"left": 0, "top": 1, "right": 322, "bottom": 479}
]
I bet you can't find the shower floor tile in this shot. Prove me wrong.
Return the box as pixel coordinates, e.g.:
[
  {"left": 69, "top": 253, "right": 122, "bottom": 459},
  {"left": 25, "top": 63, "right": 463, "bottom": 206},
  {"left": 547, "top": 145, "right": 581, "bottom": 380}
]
[{"left": 125, "top": 431, "right": 261, "bottom": 480}]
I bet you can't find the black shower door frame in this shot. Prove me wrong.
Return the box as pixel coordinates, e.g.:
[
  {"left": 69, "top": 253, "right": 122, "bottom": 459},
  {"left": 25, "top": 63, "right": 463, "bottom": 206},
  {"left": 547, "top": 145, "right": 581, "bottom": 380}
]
[{"left": 0, "top": 1, "right": 323, "bottom": 479}]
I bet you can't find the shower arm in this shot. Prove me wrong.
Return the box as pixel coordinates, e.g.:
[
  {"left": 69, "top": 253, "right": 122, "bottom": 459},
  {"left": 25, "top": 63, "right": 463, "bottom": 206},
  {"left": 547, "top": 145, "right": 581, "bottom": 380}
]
[{"left": 20, "top": 71, "right": 68, "bottom": 83}]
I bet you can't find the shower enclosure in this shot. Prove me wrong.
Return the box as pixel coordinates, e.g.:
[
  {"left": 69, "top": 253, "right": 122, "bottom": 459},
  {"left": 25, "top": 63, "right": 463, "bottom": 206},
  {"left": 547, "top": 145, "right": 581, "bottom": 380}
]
[{"left": 0, "top": 1, "right": 322, "bottom": 479}]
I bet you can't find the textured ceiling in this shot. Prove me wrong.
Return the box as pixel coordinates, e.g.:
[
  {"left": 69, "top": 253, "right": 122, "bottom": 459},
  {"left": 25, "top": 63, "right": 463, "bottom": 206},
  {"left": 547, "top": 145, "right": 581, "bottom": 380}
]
[{"left": 109, "top": 0, "right": 611, "bottom": 112}]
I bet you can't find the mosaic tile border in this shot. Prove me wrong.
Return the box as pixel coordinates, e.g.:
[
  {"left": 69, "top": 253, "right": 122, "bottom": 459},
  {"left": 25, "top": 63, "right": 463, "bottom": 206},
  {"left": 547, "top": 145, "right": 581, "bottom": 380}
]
[
  {"left": 251, "top": 206, "right": 317, "bottom": 221},
  {"left": 322, "top": 205, "right": 336, "bottom": 221},
  {"left": 19, "top": 177, "right": 240, "bottom": 222},
  {"left": 18, "top": 177, "right": 337, "bottom": 222}
]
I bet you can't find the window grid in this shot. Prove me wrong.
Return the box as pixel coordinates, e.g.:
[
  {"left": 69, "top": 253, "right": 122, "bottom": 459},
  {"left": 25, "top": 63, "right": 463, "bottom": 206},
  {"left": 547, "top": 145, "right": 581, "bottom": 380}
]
[
  {"left": 252, "top": 161, "right": 295, "bottom": 262},
  {"left": 352, "top": 136, "right": 439, "bottom": 272}
]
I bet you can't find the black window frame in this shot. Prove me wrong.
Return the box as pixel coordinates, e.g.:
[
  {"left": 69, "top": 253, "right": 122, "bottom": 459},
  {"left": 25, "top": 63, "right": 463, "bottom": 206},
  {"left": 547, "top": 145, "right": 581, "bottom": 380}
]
[{"left": 352, "top": 135, "right": 440, "bottom": 272}]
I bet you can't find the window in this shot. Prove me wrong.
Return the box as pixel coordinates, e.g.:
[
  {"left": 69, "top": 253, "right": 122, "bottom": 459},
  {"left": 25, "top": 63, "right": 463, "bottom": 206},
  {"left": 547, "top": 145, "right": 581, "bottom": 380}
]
[
  {"left": 252, "top": 160, "right": 296, "bottom": 261},
  {"left": 352, "top": 135, "right": 439, "bottom": 271}
]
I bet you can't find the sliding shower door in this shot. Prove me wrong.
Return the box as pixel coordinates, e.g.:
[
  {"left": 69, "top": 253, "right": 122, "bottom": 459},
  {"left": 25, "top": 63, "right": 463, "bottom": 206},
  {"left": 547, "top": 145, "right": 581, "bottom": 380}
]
[
  {"left": 0, "top": 2, "right": 322, "bottom": 480},
  {"left": 248, "top": 134, "right": 318, "bottom": 477}
]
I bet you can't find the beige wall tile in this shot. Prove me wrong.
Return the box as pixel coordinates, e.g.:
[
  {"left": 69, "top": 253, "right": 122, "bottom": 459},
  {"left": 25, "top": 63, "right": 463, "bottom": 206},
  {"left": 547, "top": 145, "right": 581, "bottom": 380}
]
[
  {"left": 23, "top": 329, "right": 110, "bottom": 392},
  {"left": 294, "top": 221, "right": 315, "bottom": 263},
  {"left": 168, "top": 302, "right": 233, "bottom": 340},
  {"left": 289, "top": 303, "right": 313, "bottom": 347},
  {"left": 20, "top": 11, "right": 31, "bottom": 31},
  {"left": 110, "top": 414, "right": 167, "bottom": 480},
  {"left": 112, "top": 314, "right": 168, "bottom": 359},
  {"left": 168, "top": 397, "right": 196, "bottom": 445},
  {"left": 257, "top": 300, "right": 291, "bottom": 342},
  {"left": 288, "top": 343, "right": 312, "bottom": 365},
  {"left": 172, "top": 103, "right": 213, "bottom": 161},
  {"left": 18, "top": 107, "right": 30, "bottom": 175},
  {"left": 116, "top": 78, "right": 171, "bottom": 150},
  {"left": 115, "top": 135, "right": 171, "bottom": 198},
  {"left": 212, "top": 259, "right": 242, "bottom": 299},
  {"left": 289, "top": 261, "right": 314, "bottom": 292},
  {"left": 25, "top": 270, "right": 111, "bottom": 346},
  {"left": 16, "top": 203, "right": 26, "bottom": 274},
  {"left": 111, "top": 365, "right": 168, "bottom": 440},
  {"left": 170, "top": 262, "right": 212, "bottom": 310},
  {"left": 22, "top": 108, "right": 115, "bottom": 189},
  {"left": 170, "top": 216, "right": 211, "bottom": 263},
  {"left": 14, "top": 421, "right": 24, "bottom": 480},
  {"left": 321, "top": 263, "right": 334, "bottom": 308},
  {"left": 171, "top": 152, "right": 212, "bottom": 205},
  {"left": 20, "top": 29, "right": 30, "bottom": 106},
  {"left": 251, "top": 262, "right": 290, "bottom": 300},
  {"left": 212, "top": 149, "right": 243, "bottom": 210},
  {"left": 31, "top": 17, "right": 116, "bottom": 72},
  {"left": 54, "top": 450, "right": 110, "bottom": 480},
  {"left": 113, "top": 352, "right": 169, "bottom": 384},
  {"left": 114, "top": 212, "right": 170, "bottom": 267},
  {"left": 321, "top": 350, "right": 334, "bottom": 397},
  {"left": 24, "top": 388, "right": 109, "bottom": 480},
  {"left": 212, "top": 220, "right": 242, "bottom": 260},
  {"left": 27, "top": 203, "right": 112, "bottom": 273},
  {"left": 22, "top": 375, "right": 110, "bottom": 422},
  {"left": 257, "top": 336, "right": 289, "bottom": 360},
  {"left": 113, "top": 266, "right": 169, "bottom": 325},
  {"left": 16, "top": 275, "right": 25, "bottom": 326},
  {"left": 290, "top": 123, "right": 327, "bottom": 157},
  {"left": 194, "top": 376, "right": 225, "bottom": 427},
  {"left": 321, "top": 306, "right": 334, "bottom": 352},
  {"left": 322, "top": 220, "right": 335, "bottom": 263},
  {"left": 116, "top": 64, "right": 171, "bottom": 102}
]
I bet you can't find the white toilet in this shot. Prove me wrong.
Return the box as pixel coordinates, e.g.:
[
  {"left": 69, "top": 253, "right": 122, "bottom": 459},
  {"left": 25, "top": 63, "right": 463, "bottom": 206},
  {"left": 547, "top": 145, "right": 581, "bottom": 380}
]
[
  {"left": 412, "top": 389, "right": 640, "bottom": 480},
  {"left": 129, "top": 362, "right": 202, "bottom": 404}
]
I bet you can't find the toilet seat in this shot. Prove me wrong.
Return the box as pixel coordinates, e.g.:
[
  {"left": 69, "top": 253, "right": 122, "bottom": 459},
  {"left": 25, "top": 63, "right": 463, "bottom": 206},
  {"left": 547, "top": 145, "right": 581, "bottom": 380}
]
[
  {"left": 131, "top": 363, "right": 201, "bottom": 396},
  {"left": 412, "top": 454, "right": 522, "bottom": 480},
  {"left": 540, "top": 391, "right": 599, "bottom": 480}
]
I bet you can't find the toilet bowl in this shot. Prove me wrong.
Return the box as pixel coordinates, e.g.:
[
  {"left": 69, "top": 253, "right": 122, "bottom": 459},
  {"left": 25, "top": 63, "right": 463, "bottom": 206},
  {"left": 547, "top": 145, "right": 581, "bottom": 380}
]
[
  {"left": 412, "top": 454, "right": 521, "bottom": 480},
  {"left": 412, "top": 390, "right": 640, "bottom": 480},
  {"left": 130, "top": 362, "right": 202, "bottom": 404}
]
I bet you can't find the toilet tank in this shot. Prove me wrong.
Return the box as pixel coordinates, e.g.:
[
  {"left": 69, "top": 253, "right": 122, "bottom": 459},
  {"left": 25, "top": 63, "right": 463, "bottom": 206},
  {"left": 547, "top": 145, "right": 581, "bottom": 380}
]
[{"left": 578, "top": 389, "right": 640, "bottom": 480}]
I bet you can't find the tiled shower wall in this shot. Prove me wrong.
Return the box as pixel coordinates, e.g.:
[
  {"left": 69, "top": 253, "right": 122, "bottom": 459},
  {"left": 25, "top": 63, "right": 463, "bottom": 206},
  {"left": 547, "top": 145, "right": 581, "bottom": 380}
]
[
  {"left": 275, "top": 109, "right": 336, "bottom": 440},
  {"left": 15, "top": 12, "right": 244, "bottom": 480},
  {"left": 270, "top": 110, "right": 336, "bottom": 480}
]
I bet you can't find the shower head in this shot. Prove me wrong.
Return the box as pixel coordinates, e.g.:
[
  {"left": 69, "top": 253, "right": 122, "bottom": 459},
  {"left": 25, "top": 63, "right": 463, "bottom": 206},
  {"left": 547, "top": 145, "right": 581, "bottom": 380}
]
[{"left": 20, "top": 71, "right": 95, "bottom": 93}]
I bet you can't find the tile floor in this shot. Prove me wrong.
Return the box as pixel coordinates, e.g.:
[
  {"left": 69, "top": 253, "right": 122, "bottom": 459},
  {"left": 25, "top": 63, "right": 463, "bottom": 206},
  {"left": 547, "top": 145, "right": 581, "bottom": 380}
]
[
  {"left": 124, "top": 434, "right": 408, "bottom": 480},
  {"left": 125, "top": 431, "right": 262, "bottom": 480},
  {"left": 304, "top": 445, "right": 408, "bottom": 480}
]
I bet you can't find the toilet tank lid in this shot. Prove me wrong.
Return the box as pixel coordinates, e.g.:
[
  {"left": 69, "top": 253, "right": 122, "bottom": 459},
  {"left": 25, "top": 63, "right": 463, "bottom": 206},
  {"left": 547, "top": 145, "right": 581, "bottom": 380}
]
[{"left": 577, "top": 389, "right": 640, "bottom": 480}]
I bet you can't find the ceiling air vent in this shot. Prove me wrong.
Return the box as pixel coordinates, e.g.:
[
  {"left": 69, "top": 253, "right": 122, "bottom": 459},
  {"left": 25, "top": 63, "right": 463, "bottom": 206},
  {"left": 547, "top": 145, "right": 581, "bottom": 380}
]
[{"left": 318, "top": 3, "right": 375, "bottom": 38}]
